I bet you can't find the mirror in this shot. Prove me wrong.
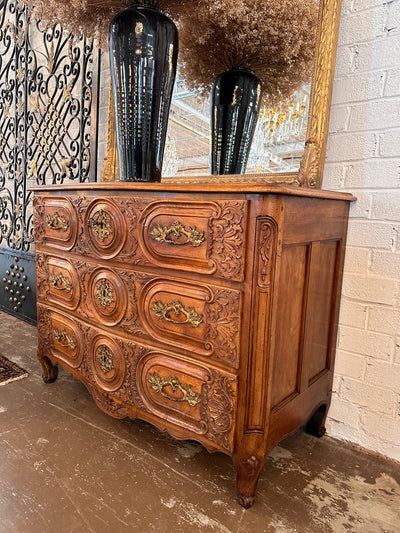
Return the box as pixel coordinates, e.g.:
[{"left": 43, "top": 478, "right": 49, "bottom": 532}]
[{"left": 102, "top": 0, "right": 341, "bottom": 189}]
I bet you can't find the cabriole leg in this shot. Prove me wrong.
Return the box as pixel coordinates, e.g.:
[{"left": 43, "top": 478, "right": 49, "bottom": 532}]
[
  {"left": 234, "top": 453, "right": 266, "bottom": 509},
  {"left": 306, "top": 403, "right": 328, "bottom": 438},
  {"left": 38, "top": 353, "right": 58, "bottom": 383}
]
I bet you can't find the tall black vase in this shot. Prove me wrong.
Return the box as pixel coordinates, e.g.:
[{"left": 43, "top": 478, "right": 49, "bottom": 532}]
[
  {"left": 211, "top": 67, "right": 262, "bottom": 175},
  {"left": 109, "top": 3, "right": 178, "bottom": 182}
]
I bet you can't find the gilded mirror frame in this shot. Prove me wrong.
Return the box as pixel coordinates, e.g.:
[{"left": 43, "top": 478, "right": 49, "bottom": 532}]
[{"left": 102, "top": 0, "right": 342, "bottom": 189}]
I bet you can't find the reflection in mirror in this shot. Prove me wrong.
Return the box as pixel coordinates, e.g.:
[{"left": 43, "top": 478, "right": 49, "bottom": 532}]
[{"left": 163, "top": 78, "right": 311, "bottom": 176}]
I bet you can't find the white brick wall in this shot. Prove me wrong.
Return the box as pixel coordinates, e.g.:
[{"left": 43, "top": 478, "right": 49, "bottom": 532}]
[{"left": 324, "top": 0, "right": 400, "bottom": 461}]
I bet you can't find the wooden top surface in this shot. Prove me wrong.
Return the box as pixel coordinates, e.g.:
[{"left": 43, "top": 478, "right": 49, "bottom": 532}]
[{"left": 30, "top": 177, "right": 356, "bottom": 202}]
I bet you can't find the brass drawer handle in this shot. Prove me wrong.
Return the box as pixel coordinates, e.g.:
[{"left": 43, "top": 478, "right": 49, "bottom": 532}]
[
  {"left": 151, "top": 300, "right": 203, "bottom": 328},
  {"left": 148, "top": 372, "right": 200, "bottom": 407},
  {"left": 96, "top": 345, "right": 114, "bottom": 374},
  {"left": 150, "top": 221, "right": 205, "bottom": 247},
  {"left": 46, "top": 212, "right": 69, "bottom": 232},
  {"left": 49, "top": 272, "right": 73, "bottom": 293},
  {"left": 89, "top": 209, "right": 113, "bottom": 242},
  {"left": 53, "top": 328, "right": 76, "bottom": 350}
]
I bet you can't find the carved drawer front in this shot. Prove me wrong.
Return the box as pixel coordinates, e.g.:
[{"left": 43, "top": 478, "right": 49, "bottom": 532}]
[
  {"left": 85, "top": 198, "right": 127, "bottom": 259},
  {"left": 49, "top": 311, "right": 83, "bottom": 369},
  {"left": 36, "top": 196, "right": 78, "bottom": 250},
  {"left": 139, "top": 279, "right": 241, "bottom": 368},
  {"left": 47, "top": 256, "right": 80, "bottom": 310},
  {"left": 88, "top": 334, "right": 126, "bottom": 392},
  {"left": 87, "top": 267, "right": 128, "bottom": 327},
  {"left": 136, "top": 352, "right": 237, "bottom": 452},
  {"left": 139, "top": 200, "right": 248, "bottom": 281}
]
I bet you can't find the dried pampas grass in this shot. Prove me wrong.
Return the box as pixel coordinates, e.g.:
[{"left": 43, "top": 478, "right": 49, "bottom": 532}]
[
  {"left": 172, "top": 0, "right": 319, "bottom": 107},
  {"left": 26, "top": 1, "right": 185, "bottom": 46}
]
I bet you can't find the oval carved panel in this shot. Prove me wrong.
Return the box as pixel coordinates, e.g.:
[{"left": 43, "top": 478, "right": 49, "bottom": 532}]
[
  {"left": 136, "top": 352, "right": 209, "bottom": 435},
  {"left": 41, "top": 196, "right": 78, "bottom": 250},
  {"left": 138, "top": 200, "right": 248, "bottom": 281},
  {"left": 85, "top": 199, "right": 127, "bottom": 258},
  {"left": 47, "top": 256, "right": 80, "bottom": 310},
  {"left": 139, "top": 278, "right": 241, "bottom": 367},
  {"left": 88, "top": 268, "right": 128, "bottom": 327},
  {"left": 49, "top": 311, "right": 83, "bottom": 369},
  {"left": 89, "top": 334, "right": 126, "bottom": 392}
]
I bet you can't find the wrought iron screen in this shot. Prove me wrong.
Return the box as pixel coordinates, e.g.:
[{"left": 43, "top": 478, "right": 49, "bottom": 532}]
[{"left": 0, "top": 0, "right": 99, "bottom": 322}]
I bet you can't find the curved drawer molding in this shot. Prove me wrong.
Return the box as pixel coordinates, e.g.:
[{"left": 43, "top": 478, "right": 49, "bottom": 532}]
[
  {"left": 35, "top": 196, "right": 78, "bottom": 250},
  {"left": 139, "top": 279, "right": 242, "bottom": 367},
  {"left": 138, "top": 200, "right": 247, "bottom": 281},
  {"left": 136, "top": 352, "right": 238, "bottom": 452},
  {"left": 85, "top": 199, "right": 127, "bottom": 259},
  {"left": 88, "top": 268, "right": 128, "bottom": 327},
  {"left": 49, "top": 311, "right": 83, "bottom": 369},
  {"left": 89, "top": 335, "right": 126, "bottom": 392},
  {"left": 47, "top": 256, "right": 80, "bottom": 310}
]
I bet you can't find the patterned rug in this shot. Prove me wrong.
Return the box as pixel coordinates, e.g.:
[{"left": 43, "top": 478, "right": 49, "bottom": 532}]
[{"left": 0, "top": 354, "right": 28, "bottom": 386}]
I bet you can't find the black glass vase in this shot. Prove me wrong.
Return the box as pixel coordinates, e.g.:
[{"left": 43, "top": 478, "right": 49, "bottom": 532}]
[
  {"left": 109, "top": 3, "right": 178, "bottom": 182},
  {"left": 211, "top": 67, "right": 262, "bottom": 175}
]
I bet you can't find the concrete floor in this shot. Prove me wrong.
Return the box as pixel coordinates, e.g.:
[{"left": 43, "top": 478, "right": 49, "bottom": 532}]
[{"left": 0, "top": 311, "right": 399, "bottom": 533}]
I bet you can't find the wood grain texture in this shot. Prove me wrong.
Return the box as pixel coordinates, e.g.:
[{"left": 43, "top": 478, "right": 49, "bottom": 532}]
[{"left": 33, "top": 183, "right": 352, "bottom": 507}]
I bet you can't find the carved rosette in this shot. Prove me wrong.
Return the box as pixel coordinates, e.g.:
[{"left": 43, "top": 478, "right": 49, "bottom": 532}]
[
  {"left": 209, "top": 201, "right": 247, "bottom": 280},
  {"left": 205, "top": 289, "right": 241, "bottom": 366},
  {"left": 201, "top": 371, "right": 236, "bottom": 452}
]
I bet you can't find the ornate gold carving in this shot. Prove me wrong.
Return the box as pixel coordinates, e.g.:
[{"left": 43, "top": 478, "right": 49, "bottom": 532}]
[
  {"left": 96, "top": 345, "right": 114, "bottom": 374},
  {"left": 148, "top": 373, "right": 200, "bottom": 407},
  {"left": 297, "top": 0, "right": 341, "bottom": 188},
  {"left": 49, "top": 272, "right": 73, "bottom": 293},
  {"left": 151, "top": 300, "right": 203, "bottom": 328},
  {"left": 209, "top": 201, "right": 246, "bottom": 280},
  {"left": 53, "top": 329, "right": 76, "bottom": 350},
  {"left": 95, "top": 279, "right": 115, "bottom": 309},
  {"left": 46, "top": 212, "right": 69, "bottom": 231},
  {"left": 89, "top": 210, "right": 113, "bottom": 242},
  {"left": 150, "top": 221, "right": 205, "bottom": 248}
]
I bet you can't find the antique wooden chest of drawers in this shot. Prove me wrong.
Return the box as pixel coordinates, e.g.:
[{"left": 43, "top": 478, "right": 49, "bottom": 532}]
[{"left": 32, "top": 181, "right": 355, "bottom": 507}]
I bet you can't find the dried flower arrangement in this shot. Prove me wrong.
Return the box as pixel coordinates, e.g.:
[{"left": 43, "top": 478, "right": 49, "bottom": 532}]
[
  {"left": 172, "top": 0, "right": 319, "bottom": 108},
  {"left": 26, "top": 0, "right": 186, "bottom": 46}
]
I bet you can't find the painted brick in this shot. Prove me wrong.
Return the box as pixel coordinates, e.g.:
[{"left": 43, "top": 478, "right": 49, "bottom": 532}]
[
  {"left": 362, "top": 412, "right": 400, "bottom": 444},
  {"left": 395, "top": 339, "right": 400, "bottom": 364},
  {"left": 339, "top": 299, "right": 368, "bottom": 328},
  {"left": 342, "top": 274, "right": 397, "bottom": 306},
  {"left": 344, "top": 159, "right": 400, "bottom": 189},
  {"left": 370, "top": 250, "right": 400, "bottom": 278},
  {"left": 325, "top": 132, "right": 378, "bottom": 161},
  {"left": 351, "top": 35, "right": 400, "bottom": 73},
  {"left": 339, "top": 9, "right": 387, "bottom": 46},
  {"left": 379, "top": 129, "right": 400, "bottom": 157},
  {"left": 346, "top": 221, "right": 396, "bottom": 249},
  {"left": 334, "top": 350, "right": 366, "bottom": 380},
  {"left": 371, "top": 191, "right": 400, "bottom": 221},
  {"left": 385, "top": 68, "right": 400, "bottom": 97},
  {"left": 368, "top": 307, "right": 400, "bottom": 335},
  {"left": 339, "top": 325, "right": 395, "bottom": 360},
  {"left": 349, "top": 191, "right": 371, "bottom": 218},
  {"left": 323, "top": 163, "right": 346, "bottom": 189},
  {"left": 328, "top": 105, "right": 351, "bottom": 134},
  {"left": 343, "top": 247, "right": 371, "bottom": 275},
  {"left": 348, "top": 100, "right": 400, "bottom": 132},
  {"left": 340, "top": 377, "right": 397, "bottom": 415},
  {"left": 353, "top": 0, "right": 393, "bottom": 11},
  {"left": 365, "top": 360, "right": 400, "bottom": 390},
  {"left": 327, "top": 398, "right": 362, "bottom": 429},
  {"left": 332, "top": 71, "right": 385, "bottom": 105}
]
